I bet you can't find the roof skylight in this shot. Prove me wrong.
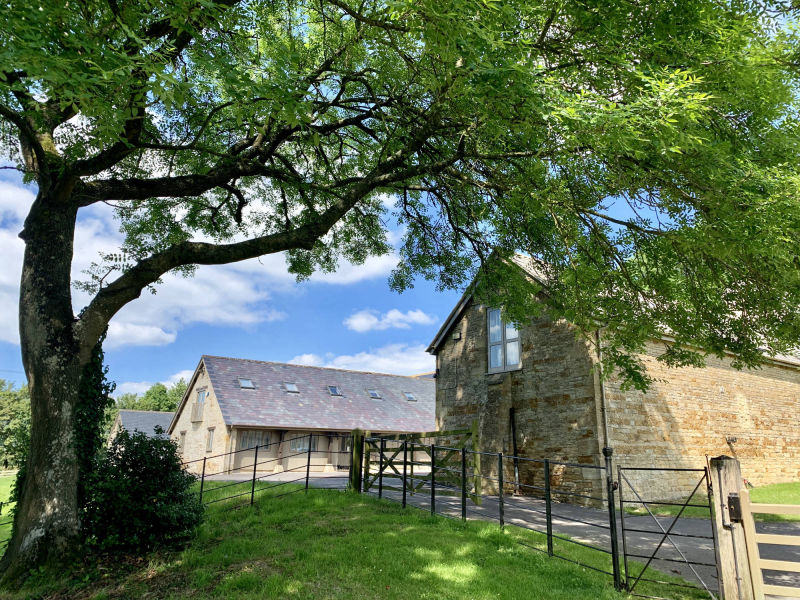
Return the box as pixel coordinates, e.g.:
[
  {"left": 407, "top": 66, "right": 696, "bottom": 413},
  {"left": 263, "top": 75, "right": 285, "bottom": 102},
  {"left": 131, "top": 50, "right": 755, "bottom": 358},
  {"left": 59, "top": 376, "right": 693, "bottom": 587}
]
[
  {"left": 368, "top": 389, "right": 381, "bottom": 399},
  {"left": 403, "top": 392, "right": 416, "bottom": 402},
  {"left": 239, "top": 378, "right": 255, "bottom": 389},
  {"left": 284, "top": 383, "right": 299, "bottom": 393},
  {"left": 327, "top": 385, "right": 342, "bottom": 396}
]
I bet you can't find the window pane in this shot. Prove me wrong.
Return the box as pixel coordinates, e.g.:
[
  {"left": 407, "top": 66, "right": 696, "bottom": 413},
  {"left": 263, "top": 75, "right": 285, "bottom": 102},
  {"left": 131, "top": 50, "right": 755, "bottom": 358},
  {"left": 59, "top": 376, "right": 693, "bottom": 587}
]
[
  {"left": 505, "top": 321, "right": 518, "bottom": 340},
  {"left": 206, "top": 429, "right": 214, "bottom": 451},
  {"left": 490, "top": 344, "right": 503, "bottom": 369},
  {"left": 505, "top": 340, "right": 520, "bottom": 366},
  {"left": 488, "top": 309, "right": 502, "bottom": 343}
]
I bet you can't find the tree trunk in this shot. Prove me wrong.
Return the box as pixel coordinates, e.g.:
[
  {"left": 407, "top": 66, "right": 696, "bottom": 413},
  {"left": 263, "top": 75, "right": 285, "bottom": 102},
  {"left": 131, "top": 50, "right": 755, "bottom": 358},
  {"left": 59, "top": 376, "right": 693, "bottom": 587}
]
[{"left": 1, "top": 188, "right": 83, "bottom": 579}]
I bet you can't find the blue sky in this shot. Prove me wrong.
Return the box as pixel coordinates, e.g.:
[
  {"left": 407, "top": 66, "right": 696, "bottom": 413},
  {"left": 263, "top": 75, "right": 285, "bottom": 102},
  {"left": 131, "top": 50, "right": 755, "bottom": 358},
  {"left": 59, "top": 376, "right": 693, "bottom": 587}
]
[{"left": 0, "top": 171, "right": 462, "bottom": 395}]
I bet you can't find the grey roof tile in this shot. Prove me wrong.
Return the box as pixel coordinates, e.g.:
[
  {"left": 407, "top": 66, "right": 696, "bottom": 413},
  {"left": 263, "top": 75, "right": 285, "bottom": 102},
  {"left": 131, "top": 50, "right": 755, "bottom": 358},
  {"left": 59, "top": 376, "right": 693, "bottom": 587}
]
[
  {"left": 118, "top": 410, "right": 174, "bottom": 438},
  {"left": 202, "top": 355, "right": 435, "bottom": 432}
]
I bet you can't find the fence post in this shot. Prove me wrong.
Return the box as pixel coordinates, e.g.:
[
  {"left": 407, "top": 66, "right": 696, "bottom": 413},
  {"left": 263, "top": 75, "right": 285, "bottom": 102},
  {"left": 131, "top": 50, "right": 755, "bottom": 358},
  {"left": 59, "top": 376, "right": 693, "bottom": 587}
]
[
  {"left": 305, "top": 434, "right": 312, "bottom": 492},
  {"left": 402, "top": 440, "right": 408, "bottom": 508},
  {"left": 430, "top": 444, "right": 436, "bottom": 515},
  {"left": 410, "top": 442, "right": 415, "bottom": 495},
  {"left": 378, "top": 438, "right": 385, "bottom": 499},
  {"left": 199, "top": 456, "right": 207, "bottom": 504},
  {"left": 349, "top": 429, "right": 363, "bottom": 493},
  {"left": 617, "top": 465, "right": 630, "bottom": 590},
  {"left": 709, "top": 455, "right": 754, "bottom": 600},
  {"left": 603, "top": 447, "right": 622, "bottom": 591},
  {"left": 363, "top": 435, "right": 371, "bottom": 493},
  {"left": 250, "top": 444, "right": 259, "bottom": 505},
  {"left": 498, "top": 452, "right": 504, "bottom": 528},
  {"left": 544, "top": 459, "right": 553, "bottom": 556},
  {"left": 461, "top": 447, "right": 467, "bottom": 521}
]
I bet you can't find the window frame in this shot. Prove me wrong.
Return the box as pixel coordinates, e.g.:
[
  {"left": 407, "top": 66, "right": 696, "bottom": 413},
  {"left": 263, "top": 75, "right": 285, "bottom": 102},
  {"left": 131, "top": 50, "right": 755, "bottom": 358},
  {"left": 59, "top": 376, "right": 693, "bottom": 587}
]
[
  {"left": 238, "top": 378, "right": 255, "bottom": 389},
  {"left": 327, "top": 385, "right": 342, "bottom": 396},
  {"left": 196, "top": 389, "right": 207, "bottom": 404},
  {"left": 487, "top": 308, "right": 522, "bottom": 374},
  {"left": 205, "top": 427, "right": 215, "bottom": 452},
  {"left": 178, "top": 431, "right": 186, "bottom": 454},
  {"left": 284, "top": 382, "right": 299, "bottom": 393},
  {"left": 367, "top": 389, "right": 381, "bottom": 399},
  {"left": 289, "top": 435, "right": 319, "bottom": 452},
  {"left": 403, "top": 392, "right": 417, "bottom": 402},
  {"left": 238, "top": 429, "right": 270, "bottom": 450}
]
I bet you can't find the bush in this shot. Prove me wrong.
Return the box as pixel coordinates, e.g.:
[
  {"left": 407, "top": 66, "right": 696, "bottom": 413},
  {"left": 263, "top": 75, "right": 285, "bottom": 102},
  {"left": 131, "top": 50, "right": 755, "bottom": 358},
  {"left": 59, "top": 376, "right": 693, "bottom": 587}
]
[{"left": 81, "top": 427, "right": 202, "bottom": 551}]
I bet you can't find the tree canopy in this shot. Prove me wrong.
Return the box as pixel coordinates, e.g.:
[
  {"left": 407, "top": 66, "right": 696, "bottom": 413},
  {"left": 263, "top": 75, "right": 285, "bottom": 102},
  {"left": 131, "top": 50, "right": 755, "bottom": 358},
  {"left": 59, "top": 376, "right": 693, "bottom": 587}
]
[
  {"left": 2, "top": 0, "right": 800, "bottom": 571},
  {"left": 3, "top": 1, "right": 799, "bottom": 387},
  {"left": 0, "top": 381, "right": 29, "bottom": 470},
  {"left": 3, "top": 0, "right": 800, "bottom": 383},
  {"left": 114, "top": 380, "right": 188, "bottom": 413}
]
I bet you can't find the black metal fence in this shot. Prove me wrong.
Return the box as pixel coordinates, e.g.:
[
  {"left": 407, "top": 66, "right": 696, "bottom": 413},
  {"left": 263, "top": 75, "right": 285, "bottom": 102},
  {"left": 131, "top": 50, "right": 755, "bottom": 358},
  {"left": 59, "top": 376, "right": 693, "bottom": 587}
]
[
  {"left": 183, "top": 433, "right": 350, "bottom": 509},
  {"left": 358, "top": 436, "right": 718, "bottom": 600}
]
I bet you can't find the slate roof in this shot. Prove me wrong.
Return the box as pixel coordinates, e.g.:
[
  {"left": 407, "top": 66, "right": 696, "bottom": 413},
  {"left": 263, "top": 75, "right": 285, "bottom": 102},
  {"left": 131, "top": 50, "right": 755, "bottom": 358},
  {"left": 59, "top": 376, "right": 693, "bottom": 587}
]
[
  {"left": 118, "top": 410, "right": 173, "bottom": 438},
  {"left": 199, "top": 355, "right": 435, "bottom": 432}
]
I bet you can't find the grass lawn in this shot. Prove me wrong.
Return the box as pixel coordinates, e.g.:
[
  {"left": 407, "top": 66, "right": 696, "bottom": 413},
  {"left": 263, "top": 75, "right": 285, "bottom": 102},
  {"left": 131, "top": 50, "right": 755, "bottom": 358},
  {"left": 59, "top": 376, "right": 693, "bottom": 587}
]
[
  {"left": 1, "top": 482, "right": 706, "bottom": 600},
  {"left": 0, "top": 475, "right": 15, "bottom": 546},
  {"left": 623, "top": 481, "right": 800, "bottom": 522}
]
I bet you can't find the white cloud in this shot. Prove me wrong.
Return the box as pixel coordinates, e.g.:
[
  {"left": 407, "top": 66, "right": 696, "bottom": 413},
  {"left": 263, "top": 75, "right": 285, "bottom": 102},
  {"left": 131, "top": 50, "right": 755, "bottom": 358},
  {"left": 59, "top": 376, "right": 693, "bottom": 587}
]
[
  {"left": 288, "top": 343, "right": 434, "bottom": 376},
  {"left": 114, "top": 381, "right": 153, "bottom": 396},
  {"left": 105, "top": 322, "right": 176, "bottom": 349},
  {"left": 0, "top": 182, "right": 31, "bottom": 344},
  {"left": 0, "top": 180, "right": 34, "bottom": 225},
  {"left": 0, "top": 178, "right": 401, "bottom": 351},
  {"left": 344, "top": 308, "right": 437, "bottom": 333},
  {"left": 115, "top": 368, "right": 196, "bottom": 397},
  {"left": 166, "top": 369, "right": 195, "bottom": 384}
]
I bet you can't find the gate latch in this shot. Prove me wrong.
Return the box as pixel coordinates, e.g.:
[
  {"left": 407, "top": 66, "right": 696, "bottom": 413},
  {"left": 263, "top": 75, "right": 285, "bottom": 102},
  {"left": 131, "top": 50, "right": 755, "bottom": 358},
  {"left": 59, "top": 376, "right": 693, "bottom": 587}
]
[{"left": 727, "top": 493, "right": 742, "bottom": 522}]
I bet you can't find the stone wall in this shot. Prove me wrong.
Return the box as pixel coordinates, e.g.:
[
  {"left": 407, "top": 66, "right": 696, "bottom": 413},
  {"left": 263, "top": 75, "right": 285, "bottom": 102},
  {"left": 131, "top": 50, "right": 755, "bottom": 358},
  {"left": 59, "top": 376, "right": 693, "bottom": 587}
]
[
  {"left": 170, "top": 362, "right": 231, "bottom": 475},
  {"left": 434, "top": 300, "right": 800, "bottom": 505},
  {"left": 605, "top": 339, "right": 800, "bottom": 499},
  {"left": 435, "top": 302, "right": 604, "bottom": 500}
]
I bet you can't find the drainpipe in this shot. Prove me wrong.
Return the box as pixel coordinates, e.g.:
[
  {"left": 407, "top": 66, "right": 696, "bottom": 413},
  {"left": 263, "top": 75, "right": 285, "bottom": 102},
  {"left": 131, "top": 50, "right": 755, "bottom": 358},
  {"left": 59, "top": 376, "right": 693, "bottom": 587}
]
[{"left": 595, "top": 329, "right": 610, "bottom": 449}]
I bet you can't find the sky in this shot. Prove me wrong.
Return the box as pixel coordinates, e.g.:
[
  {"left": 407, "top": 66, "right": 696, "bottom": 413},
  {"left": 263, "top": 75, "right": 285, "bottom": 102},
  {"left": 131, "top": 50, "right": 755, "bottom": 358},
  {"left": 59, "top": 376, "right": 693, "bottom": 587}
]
[{"left": 0, "top": 171, "right": 462, "bottom": 396}]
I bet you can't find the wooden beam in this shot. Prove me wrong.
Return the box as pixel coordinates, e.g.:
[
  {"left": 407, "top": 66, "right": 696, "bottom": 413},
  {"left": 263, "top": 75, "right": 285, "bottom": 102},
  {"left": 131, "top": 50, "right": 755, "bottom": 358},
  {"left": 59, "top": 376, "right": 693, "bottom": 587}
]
[{"left": 709, "top": 456, "right": 755, "bottom": 600}]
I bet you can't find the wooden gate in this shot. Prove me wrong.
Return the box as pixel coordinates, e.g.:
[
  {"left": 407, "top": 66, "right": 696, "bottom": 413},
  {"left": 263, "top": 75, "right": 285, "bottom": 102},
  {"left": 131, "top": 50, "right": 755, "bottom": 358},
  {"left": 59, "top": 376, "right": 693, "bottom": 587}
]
[
  {"left": 362, "top": 427, "right": 481, "bottom": 501},
  {"left": 739, "top": 489, "right": 800, "bottom": 599}
]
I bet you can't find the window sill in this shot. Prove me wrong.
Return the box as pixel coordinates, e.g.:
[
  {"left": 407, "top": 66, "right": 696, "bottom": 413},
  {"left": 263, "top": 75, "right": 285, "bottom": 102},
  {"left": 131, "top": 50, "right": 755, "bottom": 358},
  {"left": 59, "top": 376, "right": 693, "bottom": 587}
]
[{"left": 485, "top": 366, "right": 522, "bottom": 376}]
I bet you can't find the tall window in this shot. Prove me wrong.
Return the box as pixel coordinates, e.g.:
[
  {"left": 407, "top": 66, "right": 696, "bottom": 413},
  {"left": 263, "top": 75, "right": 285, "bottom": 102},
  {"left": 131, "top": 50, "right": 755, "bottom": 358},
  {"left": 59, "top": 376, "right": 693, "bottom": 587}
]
[
  {"left": 197, "top": 389, "right": 207, "bottom": 404},
  {"left": 178, "top": 431, "right": 186, "bottom": 454},
  {"left": 487, "top": 308, "right": 520, "bottom": 372},
  {"left": 206, "top": 427, "right": 215, "bottom": 452}
]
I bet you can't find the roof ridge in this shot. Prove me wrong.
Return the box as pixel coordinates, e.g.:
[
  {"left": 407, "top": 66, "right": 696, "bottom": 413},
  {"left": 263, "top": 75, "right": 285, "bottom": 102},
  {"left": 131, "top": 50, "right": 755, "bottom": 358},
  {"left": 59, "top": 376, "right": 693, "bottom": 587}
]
[
  {"left": 118, "top": 409, "right": 174, "bottom": 414},
  {"left": 201, "top": 354, "right": 429, "bottom": 379}
]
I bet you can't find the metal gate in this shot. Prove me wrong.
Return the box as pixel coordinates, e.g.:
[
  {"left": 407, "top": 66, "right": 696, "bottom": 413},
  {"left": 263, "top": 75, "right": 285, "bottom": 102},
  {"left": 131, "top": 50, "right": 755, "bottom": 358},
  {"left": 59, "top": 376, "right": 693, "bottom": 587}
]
[{"left": 618, "top": 466, "right": 721, "bottom": 599}]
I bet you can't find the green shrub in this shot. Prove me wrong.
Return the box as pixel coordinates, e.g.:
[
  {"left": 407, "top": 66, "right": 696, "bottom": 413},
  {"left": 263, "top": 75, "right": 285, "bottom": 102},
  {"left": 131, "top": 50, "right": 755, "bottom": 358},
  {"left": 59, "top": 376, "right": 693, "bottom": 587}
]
[{"left": 81, "top": 427, "right": 202, "bottom": 551}]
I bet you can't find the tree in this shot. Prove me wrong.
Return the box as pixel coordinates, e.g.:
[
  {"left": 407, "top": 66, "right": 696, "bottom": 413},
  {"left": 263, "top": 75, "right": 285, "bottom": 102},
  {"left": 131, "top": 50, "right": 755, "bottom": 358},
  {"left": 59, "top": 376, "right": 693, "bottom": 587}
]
[
  {"left": 107, "top": 379, "right": 187, "bottom": 431},
  {"left": 2, "top": 0, "right": 800, "bottom": 576},
  {"left": 0, "top": 381, "right": 30, "bottom": 470}
]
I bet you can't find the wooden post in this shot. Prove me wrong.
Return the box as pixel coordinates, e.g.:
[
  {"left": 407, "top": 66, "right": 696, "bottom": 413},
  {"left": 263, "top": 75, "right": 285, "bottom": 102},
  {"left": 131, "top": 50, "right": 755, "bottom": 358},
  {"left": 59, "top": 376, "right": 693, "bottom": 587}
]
[
  {"left": 349, "top": 429, "right": 364, "bottom": 493},
  {"left": 709, "top": 456, "right": 754, "bottom": 600}
]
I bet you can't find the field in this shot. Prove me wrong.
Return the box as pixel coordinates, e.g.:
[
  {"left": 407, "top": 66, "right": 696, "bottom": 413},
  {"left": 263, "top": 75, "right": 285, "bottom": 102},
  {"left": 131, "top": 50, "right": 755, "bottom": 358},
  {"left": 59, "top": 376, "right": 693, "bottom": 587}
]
[
  {"left": 0, "top": 483, "right": 705, "bottom": 600},
  {"left": 624, "top": 481, "right": 800, "bottom": 522},
  {"left": 0, "top": 476, "right": 15, "bottom": 547}
]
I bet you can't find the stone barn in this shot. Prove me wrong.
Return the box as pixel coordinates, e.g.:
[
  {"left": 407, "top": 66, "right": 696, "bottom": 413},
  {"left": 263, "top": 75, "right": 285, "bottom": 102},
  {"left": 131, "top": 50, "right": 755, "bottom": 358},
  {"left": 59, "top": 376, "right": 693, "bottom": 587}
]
[{"left": 428, "top": 255, "right": 800, "bottom": 499}]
